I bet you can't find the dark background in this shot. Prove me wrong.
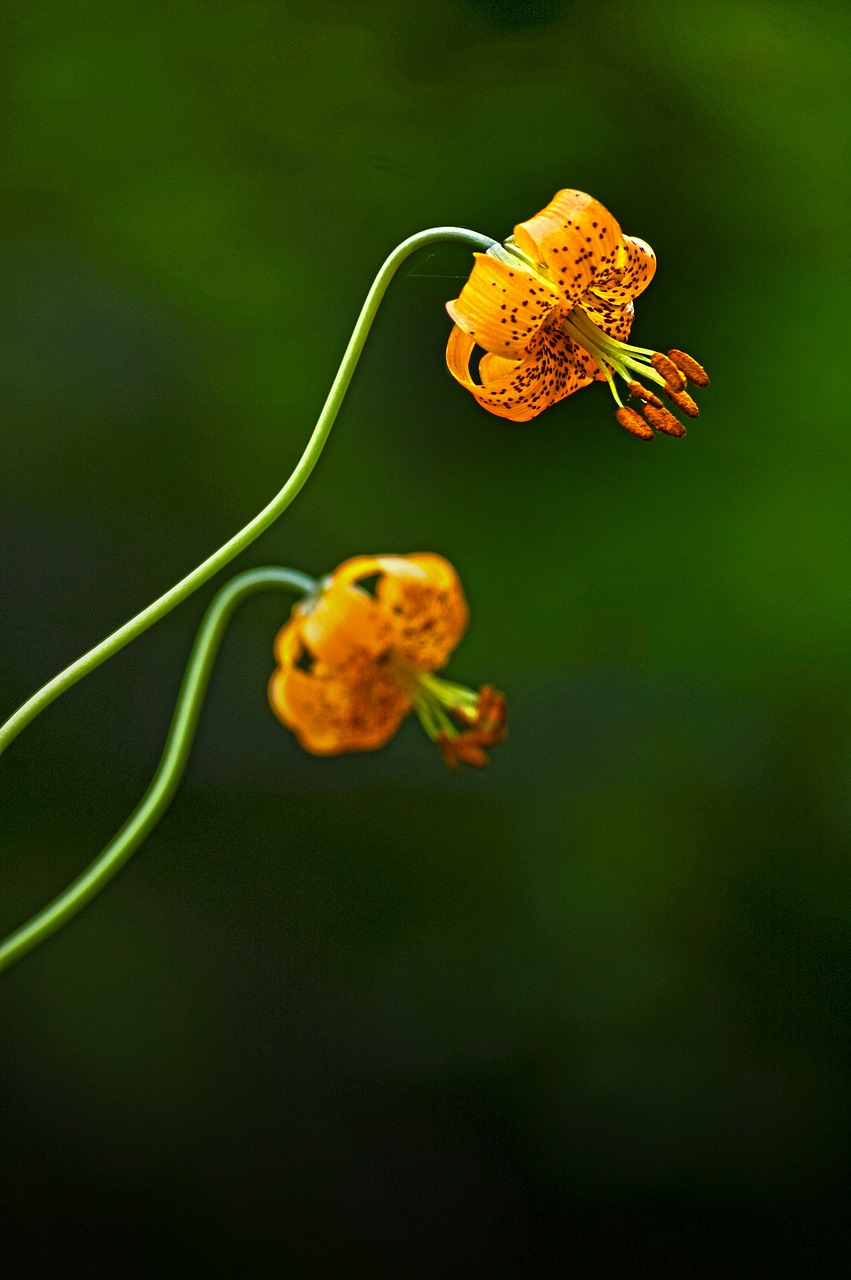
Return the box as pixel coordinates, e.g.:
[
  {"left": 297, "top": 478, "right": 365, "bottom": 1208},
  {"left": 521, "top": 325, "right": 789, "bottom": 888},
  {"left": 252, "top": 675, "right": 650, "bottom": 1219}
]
[{"left": 1, "top": 0, "right": 849, "bottom": 1274}]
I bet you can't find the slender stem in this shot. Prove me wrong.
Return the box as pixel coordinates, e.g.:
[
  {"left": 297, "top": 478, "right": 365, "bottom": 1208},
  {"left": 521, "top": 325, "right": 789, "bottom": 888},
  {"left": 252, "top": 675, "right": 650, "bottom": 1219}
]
[
  {"left": 0, "top": 226, "right": 496, "bottom": 759},
  {"left": 0, "top": 566, "right": 314, "bottom": 974}
]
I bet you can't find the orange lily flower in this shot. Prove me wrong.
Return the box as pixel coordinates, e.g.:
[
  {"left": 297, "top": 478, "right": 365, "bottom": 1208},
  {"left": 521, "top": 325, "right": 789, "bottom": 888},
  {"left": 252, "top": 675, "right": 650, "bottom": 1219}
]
[
  {"left": 446, "top": 188, "right": 709, "bottom": 439},
  {"left": 268, "top": 554, "right": 507, "bottom": 769}
]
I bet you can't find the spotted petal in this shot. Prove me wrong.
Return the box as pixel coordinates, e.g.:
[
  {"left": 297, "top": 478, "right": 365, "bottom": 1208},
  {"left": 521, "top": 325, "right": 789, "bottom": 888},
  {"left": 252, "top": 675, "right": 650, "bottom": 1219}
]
[
  {"left": 446, "top": 320, "right": 596, "bottom": 423},
  {"left": 587, "top": 235, "right": 656, "bottom": 307},
  {"left": 446, "top": 251, "right": 560, "bottom": 360},
  {"left": 513, "top": 190, "right": 624, "bottom": 309},
  {"left": 578, "top": 297, "right": 636, "bottom": 345},
  {"left": 376, "top": 554, "right": 468, "bottom": 671},
  {"left": 332, "top": 553, "right": 469, "bottom": 672},
  {"left": 269, "top": 645, "right": 410, "bottom": 756}
]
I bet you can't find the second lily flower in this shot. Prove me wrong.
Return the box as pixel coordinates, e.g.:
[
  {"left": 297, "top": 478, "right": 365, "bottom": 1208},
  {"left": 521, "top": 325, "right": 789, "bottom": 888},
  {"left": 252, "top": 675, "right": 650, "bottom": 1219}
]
[{"left": 269, "top": 554, "right": 506, "bottom": 770}]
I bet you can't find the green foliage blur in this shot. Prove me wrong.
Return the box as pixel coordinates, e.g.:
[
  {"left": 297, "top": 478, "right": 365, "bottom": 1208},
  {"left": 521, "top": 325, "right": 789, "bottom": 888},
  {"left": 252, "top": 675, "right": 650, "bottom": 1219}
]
[{"left": 1, "top": 0, "right": 849, "bottom": 1272}]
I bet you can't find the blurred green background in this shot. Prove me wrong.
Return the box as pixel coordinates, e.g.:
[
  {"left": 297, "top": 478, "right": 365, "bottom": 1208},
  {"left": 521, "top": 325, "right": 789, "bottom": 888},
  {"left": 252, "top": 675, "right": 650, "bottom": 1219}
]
[{"left": 1, "top": 0, "right": 849, "bottom": 1273}]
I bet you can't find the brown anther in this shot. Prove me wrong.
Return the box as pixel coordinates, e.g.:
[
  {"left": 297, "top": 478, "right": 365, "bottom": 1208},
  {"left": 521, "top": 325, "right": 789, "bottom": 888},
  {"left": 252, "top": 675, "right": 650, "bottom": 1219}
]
[
  {"left": 616, "top": 406, "right": 654, "bottom": 441},
  {"left": 438, "top": 686, "right": 507, "bottom": 771},
  {"left": 642, "top": 404, "right": 686, "bottom": 438},
  {"left": 437, "top": 732, "right": 489, "bottom": 771},
  {"left": 667, "top": 349, "right": 710, "bottom": 388},
  {"left": 662, "top": 385, "right": 699, "bottom": 418},
  {"left": 627, "top": 379, "right": 663, "bottom": 409},
  {"left": 651, "top": 352, "right": 687, "bottom": 392}
]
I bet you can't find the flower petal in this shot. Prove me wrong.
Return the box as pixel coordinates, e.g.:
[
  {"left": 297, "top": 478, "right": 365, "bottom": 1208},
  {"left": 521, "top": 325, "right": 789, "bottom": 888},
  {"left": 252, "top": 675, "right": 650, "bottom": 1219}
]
[
  {"left": 298, "top": 579, "right": 393, "bottom": 668},
  {"left": 579, "top": 298, "right": 636, "bottom": 345},
  {"left": 269, "top": 654, "right": 410, "bottom": 756},
  {"left": 447, "top": 321, "right": 595, "bottom": 423},
  {"left": 513, "top": 189, "right": 624, "bottom": 307},
  {"left": 374, "top": 554, "right": 468, "bottom": 671},
  {"left": 446, "top": 252, "right": 559, "bottom": 360},
  {"left": 587, "top": 234, "right": 656, "bottom": 306}
]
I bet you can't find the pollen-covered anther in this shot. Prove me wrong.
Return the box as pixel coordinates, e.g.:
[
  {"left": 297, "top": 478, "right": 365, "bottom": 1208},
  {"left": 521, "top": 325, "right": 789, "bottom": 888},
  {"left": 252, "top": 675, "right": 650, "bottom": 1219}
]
[
  {"left": 436, "top": 685, "right": 507, "bottom": 771},
  {"left": 650, "top": 352, "right": 687, "bottom": 393},
  {"left": 662, "top": 386, "right": 699, "bottom": 418},
  {"left": 668, "top": 349, "right": 710, "bottom": 388},
  {"left": 616, "top": 407, "right": 654, "bottom": 441},
  {"left": 627, "top": 380, "right": 663, "bottom": 409},
  {"left": 642, "top": 404, "right": 686, "bottom": 438}
]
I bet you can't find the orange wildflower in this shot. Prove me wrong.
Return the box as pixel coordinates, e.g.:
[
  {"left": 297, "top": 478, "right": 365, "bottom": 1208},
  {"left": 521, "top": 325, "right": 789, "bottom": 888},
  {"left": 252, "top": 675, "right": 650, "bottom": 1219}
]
[
  {"left": 446, "top": 188, "right": 709, "bottom": 438},
  {"left": 268, "top": 554, "right": 507, "bottom": 769}
]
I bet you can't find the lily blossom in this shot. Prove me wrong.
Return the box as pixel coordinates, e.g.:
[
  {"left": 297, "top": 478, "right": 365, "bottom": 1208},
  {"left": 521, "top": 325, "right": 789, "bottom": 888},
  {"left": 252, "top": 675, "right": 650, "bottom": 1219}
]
[
  {"left": 446, "top": 188, "right": 708, "bottom": 438},
  {"left": 269, "top": 554, "right": 507, "bottom": 769}
]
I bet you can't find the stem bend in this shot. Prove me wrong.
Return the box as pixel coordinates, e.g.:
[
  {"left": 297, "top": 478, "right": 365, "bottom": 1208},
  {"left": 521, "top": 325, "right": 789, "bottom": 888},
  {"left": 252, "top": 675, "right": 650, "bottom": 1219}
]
[
  {"left": 0, "top": 226, "right": 495, "bottom": 758},
  {"left": 0, "top": 566, "right": 314, "bottom": 974}
]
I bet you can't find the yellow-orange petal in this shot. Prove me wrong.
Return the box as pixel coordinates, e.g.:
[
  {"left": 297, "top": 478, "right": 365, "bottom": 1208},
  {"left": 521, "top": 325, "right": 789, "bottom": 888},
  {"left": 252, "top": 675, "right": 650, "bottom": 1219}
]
[
  {"left": 328, "top": 554, "right": 386, "bottom": 592},
  {"left": 298, "top": 579, "right": 393, "bottom": 669},
  {"left": 446, "top": 251, "right": 560, "bottom": 360},
  {"left": 587, "top": 234, "right": 656, "bottom": 307},
  {"left": 513, "top": 190, "right": 624, "bottom": 308},
  {"left": 478, "top": 350, "right": 521, "bottom": 383},
  {"left": 374, "top": 553, "right": 469, "bottom": 672},
  {"left": 273, "top": 615, "right": 304, "bottom": 669},
  {"left": 446, "top": 321, "right": 595, "bottom": 423},
  {"left": 577, "top": 297, "right": 636, "bottom": 347},
  {"left": 269, "top": 655, "right": 410, "bottom": 756}
]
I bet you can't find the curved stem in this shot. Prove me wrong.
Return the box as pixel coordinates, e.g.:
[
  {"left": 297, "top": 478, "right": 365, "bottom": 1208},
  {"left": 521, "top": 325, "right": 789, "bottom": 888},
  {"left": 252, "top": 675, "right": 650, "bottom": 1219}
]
[
  {"left": 0, "top": 226, "right": 496, "bottom": 759},
  {"left": 0, "top": 566, "right": 314, "bottom": 974}
]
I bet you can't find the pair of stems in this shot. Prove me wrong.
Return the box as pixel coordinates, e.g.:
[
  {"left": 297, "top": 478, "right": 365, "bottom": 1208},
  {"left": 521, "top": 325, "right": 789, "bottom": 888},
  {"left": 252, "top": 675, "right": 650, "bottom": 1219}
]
[{"left": 0, "top": 225, "right": 496, "bottom": 975}]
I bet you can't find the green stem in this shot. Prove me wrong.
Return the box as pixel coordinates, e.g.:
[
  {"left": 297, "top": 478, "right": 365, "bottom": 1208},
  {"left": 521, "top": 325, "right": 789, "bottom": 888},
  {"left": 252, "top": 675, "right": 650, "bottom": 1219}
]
[
  {"left": 0, "top": 566, "right": 314, "bottom": 974},
  {"left": 0, "top": 226, "right": 496, "bottom": 759}
]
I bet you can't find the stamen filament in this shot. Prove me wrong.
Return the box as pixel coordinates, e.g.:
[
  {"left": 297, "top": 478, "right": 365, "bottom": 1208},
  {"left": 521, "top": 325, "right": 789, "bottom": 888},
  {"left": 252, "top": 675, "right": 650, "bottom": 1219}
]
[
  {"left": 569, "top": 307, "right": 656, "bottom": 358},
  {"left": 562, "top": 316, "right": 667, "bottom": 402}
]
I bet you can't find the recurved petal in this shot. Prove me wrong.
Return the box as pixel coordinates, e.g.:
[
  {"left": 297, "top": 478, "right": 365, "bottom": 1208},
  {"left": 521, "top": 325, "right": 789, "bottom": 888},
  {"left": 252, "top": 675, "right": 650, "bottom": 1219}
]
[
  {"left": 375, "top": 554, "right": 469, "bottom": 671},
  {"left": 446, "top": 321, "right": 595, "bottom": 423},
  {"left": 579, "top": 297, "right": 636, "bottom": 345},
  {"left": 587, "top": 234, "right": 656, "bottom": 306},
  {"left": 298, "top": 579, "right": 393, "bottom": 668},
  {"left": 446, "top": 252, "right": 559, "bottom": 359},
  {"left": 513, "top": 189, "right": 624, "bottom": 307},
  {"left": 272, "top": 615, "right": 302, "bottom": 669},
  {"left": 269, "top": 656, "right": 410, "bottom": 756},
  {"left": 330, "top": 555, "right": 385, "bottom": 591}
]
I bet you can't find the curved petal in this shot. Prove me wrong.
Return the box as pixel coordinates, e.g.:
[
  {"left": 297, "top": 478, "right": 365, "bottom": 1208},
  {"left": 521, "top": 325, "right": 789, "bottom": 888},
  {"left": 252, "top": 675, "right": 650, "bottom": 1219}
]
[
  {"left": 446, "top": 252, "right": 560, "bottom": 359},
  {"left": 586, "top": 235, "right": 656, "bottom": 307},
  {"left": 375, "top": 554, "right": 469, "bottom": 672},
  {"left": 298, "top": 579, "right": 393, "bottom": 668},
  {"left": 269, "top": 656, "right": 410, "bottom": 756},
  {"left": 513, "top": 189, "right": 624, "bottom": 308},
  {"left": 272, "top": 615, "right": 302, "bottom": 669},
  {"left": 578, "top": 297, "right": 636, "bottom": 345},
  {"left": 446, "top": 321, "right": 595, "bottom": 423},
  {"left": 330, "top": 554, "right": 386, "bottom": 591}
]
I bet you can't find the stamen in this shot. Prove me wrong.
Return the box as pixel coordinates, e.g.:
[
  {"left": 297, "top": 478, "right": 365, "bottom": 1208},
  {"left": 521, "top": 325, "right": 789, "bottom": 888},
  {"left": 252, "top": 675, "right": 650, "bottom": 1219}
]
[
  {"left": 616, "top": 407, "right": 654, "bottom": 441},
  {"left": 627, "top": 380, "right": 663, "bottom": 409},
  {"left": 662, "top": 386, "right": 699, "bottom": 418},
  {"left": 642, "top": 404, "right": 686, "bottom": 438},
  {"left": 667, "top": 349, "right": 710, "bottom": 388},
  {"left": 650, "top": 353, "right": 687, "bottom": 392}
]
